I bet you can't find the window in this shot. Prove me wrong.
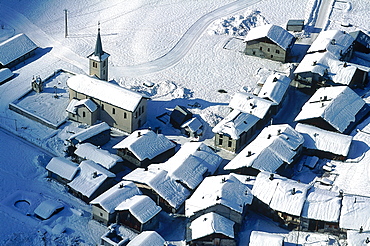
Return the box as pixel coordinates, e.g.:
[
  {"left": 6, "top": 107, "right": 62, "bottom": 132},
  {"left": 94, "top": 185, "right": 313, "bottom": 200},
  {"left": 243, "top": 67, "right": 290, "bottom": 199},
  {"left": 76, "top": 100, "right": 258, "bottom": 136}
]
[
  {"left": 218, "top": 138, "right": 223, "bottom": 146},
  {"left": 276, "top": 49, "right": 280, "bottom": 54},
  {"left": 100, "top": 213, "right": 103, "bottom": 216},
  {"left": 103, "top": 60, "right": 106, "bottom": 67},
  {"left": 267, "top": 48, "right": 270, "bottom": 52},
  {"left": 83, "top": 111, "right": 86, "bottom": 117},
  {"left": 103, "top": 70, "right": 105, "bottom": 75},
  {"left": 112, "top": 108, "right": 115, "bottom": 114},
  {"left": 101, "top": 104, "right": 104, "bottom": 110},
  {"left": 138, "top": 107, "right": 141, "bottom": 115},
  {"left": 124, "top": 112, "right": 127, "bottom": 119},
  {"left": 142, "top": 106, "right": 144, "bottom": 113},
  {"left": 92, "top": 61, "right": 97, "bottom": 68},
  {"left": 271, "top": 55, "right": 274, "bottom": 58},
  {"left": 228, "top": 139, "right": 233, "bottom": 148},
  {"left": 253, "top": 51, "right": 256, "bottom": 55},
  {"left": 259, "top": 47, "right": 263, "bottom": 51}
]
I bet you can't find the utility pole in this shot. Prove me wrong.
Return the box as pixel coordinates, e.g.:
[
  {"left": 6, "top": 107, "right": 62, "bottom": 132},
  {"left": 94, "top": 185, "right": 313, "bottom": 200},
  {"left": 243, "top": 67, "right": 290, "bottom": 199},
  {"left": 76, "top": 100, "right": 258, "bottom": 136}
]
[{"left": 64, "top": 9, "right": 68, "bottom": 38}]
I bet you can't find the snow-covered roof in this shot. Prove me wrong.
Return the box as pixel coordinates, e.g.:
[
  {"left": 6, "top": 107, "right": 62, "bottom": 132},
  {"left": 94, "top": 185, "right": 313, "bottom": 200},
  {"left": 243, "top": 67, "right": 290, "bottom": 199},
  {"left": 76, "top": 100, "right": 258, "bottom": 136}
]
[
  {"left": 301, "top": 187, "right": 341, "bottom": 222},
  {"left": 258, "top": 73, "right": 291, "bottom": 104},
  {"left": 90, "top": 181, "right": 141, "bottom": 213},
  {"left": 295, "top": 123, "right": 353, "bottom": 156},
  {"left": 307, "top": 30, "right": 354, "bottom": 58},
  {"left": 181, "top": 117, "right": 203, "bottom": 132},
  {"left": 75, "top": 143, "right": 122, "bottom": 169},
  {"left": 294, "top": 86, "right": 366, "bottom": 133},
  {"left": 66, "top": 98, "right": 98, "bottom": 114},
  {"left": 229, "top": 92, "right": 275, "bottom": 118},
  {"left": 68, "top": 160, "right": 115, "bottom": 198},
  {"left": 249, "top": 231, "right": 284, "bottom": 246},
  {"left": 34, "top": 200, "right": 64, "bottom": 220},
  {"left": 340, "top": 195, "right": 370, "bottom": 231},
  {"left": 0, "top": 68, "right": 13, "bottom": 83},
  {"left": 67, "top": 74, "right": 148, "bottom": 112},
  {"left": 68, "top": 122, "right": 110, "bottom": 144},
  {"left": 126, "top": 231, "right": 165, "bottom": 246},
  {"left": 123, "top": 168, "right": 190, "bottom": 209},
  {"left": 225, "top": 124, "right": 304, "bottom": 172},
  {"left": 189, "top": 212, "right": 235, "bottom": 240},
  {"left": 0, "top": 33, "right": 38, "bottom": 66},
  {"left": 115, "top": 195, "right": 161, "bottom": 223},
  {"left": 113, "top": 129, "right": 175, "bottom": 161},
  {"left": 150, "top": 142, "right": 222, "bottom": 189},
  {"left": 185, "top": 174, "right": 253, "bottom": 217},
  {"left": 212, "top": 110, "right": 260, "bottom": 139},
  {"left": 245, "top": 24, "right": 294, "bottom": 50},
  {"left": 45, "top": 157, "right": 79, "bottom": 181},
  {"left": 252, "top": 171, "right": 310, "bottom": 216}
]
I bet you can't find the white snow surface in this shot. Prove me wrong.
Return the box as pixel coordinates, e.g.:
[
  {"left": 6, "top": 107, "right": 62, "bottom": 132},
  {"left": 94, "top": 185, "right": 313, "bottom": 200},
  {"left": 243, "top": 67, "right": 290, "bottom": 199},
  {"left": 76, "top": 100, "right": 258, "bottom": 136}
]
[
  {"left": 249, "top": 231, "right": 284, "bottom": 246},
  {"left": 90, "top": 181, "right": 141, "bottom": 213},
  {"left": 126, "top": 231, "right": 165, "bottom": 246},
  {"left": 67, "top": 74, "right": 146, "bottom": 112},
  {"left": 0, "top": 68, "right": 12, "bottom": 82},
  {"left": 75, "top": 143, "right": 122, "bottom": 170},
  {"left": 225, "top": 124, "right": 304, "bottom": 172},
  {"left": 258, "top": 73, "right": 291, "bottom": 104},
  {"left": 339, "top": 195, "right": 370, "bottom": 231},
  {"left": 68, "top": 122, "right": 110, "bottom": 143},
  {"left": 115, "top": 195, "right": 161, "bottom": 224},
  {"left": 229, "top": 92, "right": 275, "bottom": 117},
  {"left": 189, "top": 212, "right": 235, "bottom": 240},
  {"left": 45, "top": 157, "right": 80, "bottom": 181},
  {"left": 113, "top": 129, "right": 175, "bottom": 161},
  {"left": 295, "top": 123, "right": 353, "bottom": 156},
  {"left": 33, "top": 199, "right": 64, "bottom": 220},
  {"left": 0, "top": 33, "right": 37, "bottom": 65},
  {"left": 245, "top": 24, "right": 294, "bottom": 50},
  {"left": 295, "top": 86, "right": 366, "bottom": 133},
  {"left": 185, "top": 174, "right": 253, "bottom": 217}
]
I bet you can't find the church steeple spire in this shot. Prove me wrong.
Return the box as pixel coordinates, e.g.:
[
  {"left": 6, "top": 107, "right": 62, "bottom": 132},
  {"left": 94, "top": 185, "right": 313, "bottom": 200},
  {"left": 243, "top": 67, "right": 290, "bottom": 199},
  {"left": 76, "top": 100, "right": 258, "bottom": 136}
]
[{"left": 94, "top": 22, "right": 104, "bottom": 58}]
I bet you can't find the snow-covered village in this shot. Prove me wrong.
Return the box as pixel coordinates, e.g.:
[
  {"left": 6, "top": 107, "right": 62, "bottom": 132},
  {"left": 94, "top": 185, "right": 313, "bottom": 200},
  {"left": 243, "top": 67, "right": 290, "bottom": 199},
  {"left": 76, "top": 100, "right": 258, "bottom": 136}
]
[{"left": 1, "top": 0, "right": 370, "bottom": 245}]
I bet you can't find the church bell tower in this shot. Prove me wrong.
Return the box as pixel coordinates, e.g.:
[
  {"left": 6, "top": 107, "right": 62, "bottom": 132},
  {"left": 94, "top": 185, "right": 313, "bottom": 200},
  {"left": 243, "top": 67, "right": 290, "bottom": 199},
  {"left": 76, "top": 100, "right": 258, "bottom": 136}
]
[{"left": 88, "top": 24, "right": 110, "bottom": 81}]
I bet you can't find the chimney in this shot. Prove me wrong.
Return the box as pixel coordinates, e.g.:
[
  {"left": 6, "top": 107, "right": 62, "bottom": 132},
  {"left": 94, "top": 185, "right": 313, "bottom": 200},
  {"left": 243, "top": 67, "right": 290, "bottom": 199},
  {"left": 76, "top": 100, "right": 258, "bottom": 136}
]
[
  {"left": 138, "top": 131, "right": 141, "bottom": 137},
  {"left": 119, "top": 183, "right": 124, "bottom": 189},
  {"left": 269, "top": 174, "right": 274, "bottom": 181},
  {"left": 273, "top": 77, "right": 278, "bottom": 82},
  {"left": 277, "top": 129, "right": 281, "bottom": 135},
  {"left": 343, "top": 62, "right": 348, "bottom": 67},
  {"left": 247, "top": 151, "right": 252, "bottom": 157},
  {"left": 366, "top": 237, "right": 369, "bottom": 243},
  {"left": 221, "top": 177, "right": 226, "bottom": 183},
  {"left": 339, "top": 189, "right": 344, "bottom": 197},
  {"left": 267, "top": 134, "right": 271, "bottom": 139},
  {"left": 291, "top": 187, "right": 296, "bottom": 195},
  {"left": 92, "top": 171, "right": 98, "bottom": 178},
  {"left": 216, "top": 196, "right": 221, "bottom": 201},
  {"left": 331, "top": 39, "right": 336, "bottom": 45},
  {"left": 312, "top": 61, "right": 317, "bottom": 66}
]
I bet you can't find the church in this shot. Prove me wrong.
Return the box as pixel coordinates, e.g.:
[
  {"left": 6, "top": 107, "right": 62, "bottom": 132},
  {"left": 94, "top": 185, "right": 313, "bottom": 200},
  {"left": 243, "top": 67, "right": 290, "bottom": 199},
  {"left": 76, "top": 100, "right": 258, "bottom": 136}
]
[{"left": 66, "top": 27, "right": 149, "bottom": 133}]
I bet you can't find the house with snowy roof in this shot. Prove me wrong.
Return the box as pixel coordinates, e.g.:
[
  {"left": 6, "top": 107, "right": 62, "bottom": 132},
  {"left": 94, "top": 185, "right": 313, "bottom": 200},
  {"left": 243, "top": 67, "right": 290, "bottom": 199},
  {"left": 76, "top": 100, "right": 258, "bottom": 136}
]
[
  {"left": 257, "top": 73, "right": 291, "bottom": 105},
  {"left": 150, "top": 142, "right": 222, "bottom": 190},
  {"left": 185, "top": 174, "right": 253, "bottom": 225},
  {"left": 90, "top": 181, "right": 141, "bottom": 225},
  {"left": 339, "top": 195, "right": 370, "bottom": 232},
  {"left": 67, "top": 74, "right": 149, "bottom": 133},
  {"left": 294, "top": 86, "right": 369, "bottom": 134},
  {"left": 180, "top": 117, "right": 203, "bottom": 139},
  {"left": 115, "top": 195, "right": 162, "bottom": 232},
  {"left": 213, "top": 92, "right": 275, "bottom": 153},
  {"left": 126, "top": 231, "right": 165, "bottom": 246},
  {"left": 295, "top": 123, "right": 353, "bottom": 160},
  {"left": 300, "top": 187, "right": 342, "bottom": 233},
  {"left": 45, "top": 157, "right": 80, "bottom": 185},
  {"left": 244, "top": 24, "right": 295, "bottom": 63},
  {"left": 0, "top": 33, "right": 38, "bottom": 68},
  {"left": 74, "top": 143, "right": 123, "bottom": 172},
  {"left": 186, "top": 212, "right": 237, "bottom": 246},
  {"left": 224, "top": 124, "right": 304, "bottom": 175},
  {"left": 113, "top": 129, "right": 176, "bottom": 169},
  {"left": 67, "top": 122, "right": 110, "bottom": 149},
  {"left": 252, "top": 172, "right": 310, "bottom": 229},
  {"left": 249, "top": 231, "right": 284, "bottom": 246},
  {"left": 123, "top": 168, "right": 191, "bottom": 213},
  {"left": 350, "top": 30, "right": 370, "bottom": 54},
  {"left": 170, "top": 105, "right": 193, "bottom": 129},
  {"left": 67, "top": 160, "right": 116, "bottom": 203}
]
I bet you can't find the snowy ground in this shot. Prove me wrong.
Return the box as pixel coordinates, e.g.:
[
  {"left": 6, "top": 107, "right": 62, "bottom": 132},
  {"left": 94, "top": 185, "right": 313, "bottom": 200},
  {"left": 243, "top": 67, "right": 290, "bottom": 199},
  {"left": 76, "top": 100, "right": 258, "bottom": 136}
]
[{"left": 0, "top": 0, "right": 370, "bottom": 245}]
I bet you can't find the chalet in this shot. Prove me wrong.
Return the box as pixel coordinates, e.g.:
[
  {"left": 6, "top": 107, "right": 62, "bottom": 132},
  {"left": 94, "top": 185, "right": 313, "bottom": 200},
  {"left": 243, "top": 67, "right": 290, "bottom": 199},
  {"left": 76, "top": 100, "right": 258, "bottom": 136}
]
[
  {"left": 350, "top": 30, "right": 370, "bottom": 54},
  {"left": 45, "top": 157, "right": 79, "bottom": 185},
  {"left": 180, "top": 117, "right": 203, "bottom": 139},
  {"left": 113, "top": 129, "right": 176, "bottom": 169},
  {"left": 67, "top": 122, "right": 111, "bottom": 148},
  {"left": 66, "top": 74, "right": 149, "bottom": 133},
  {"left": 186, "top": 212, "right": 237, "bottom": 246},
  {"left": 123, "top": 168, "right": 190, "bottom": 214},
  {"left": 293, "top": 51, "right": 369, "bottom": 89},
  {"left": 244, "top": 24, "right": 295, "bottom": 63},
  {"left": 0, "top": 68, "right": 13, "bottom": 84},
  {"left": 90, "top": 181, "right": 141, "bottom": 225},
  {"left": 249, "top": 231, "right": 284, "bottom": 246},
  {"left": 170, "top": 105, "right": 193, "bottom": 129},
  {"left": 294, "top": 86, "right": 369, "bottom": 134},
  {"left": 295, "top": 123, "right": 353, "bottom": 160},
  {"left": 126, "top": 231, "right": 165, "bottom": 246},
  {"left": 339, "top": 195, "right": 370, "bottom": 232},
  {"left": 74, "top": 143, "right": 123, "bottom": 172},
  {"left": 115, "top": 195, "right": 162, "bottom": 232},
  {"left": 150, "top": 142, "right": 222, "bottom": 190},
  {"left": 213, "top": 92, "right": 275, "bottom": 152},
  {"left": 300, "top": 187, "right": 342, "bottom": 233},
  {"left": 257, "top": 73, "right": 291, "bottom": 105},
  {"left": 286, "top": 19, "right": 304, "bottom": 32},
  {"left": 185, "top": 174, "right": 253, "bottom": 225},
  {"left": 224, "top": 124, "right": 304, "bottom": 175},
  {"left": 67, "top": 160, "right": 115, "bottom": 203},
  {"left": 0, "top": 33, "right": 38, "bottom": 68},
  {"left": 252, "top": 172, "right": 310, "bottom": 229}
]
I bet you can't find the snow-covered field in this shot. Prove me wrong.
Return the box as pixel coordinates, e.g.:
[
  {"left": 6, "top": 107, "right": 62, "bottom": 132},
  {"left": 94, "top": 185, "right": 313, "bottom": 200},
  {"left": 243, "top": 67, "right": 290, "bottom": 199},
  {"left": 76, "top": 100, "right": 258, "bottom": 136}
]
[{"left": 0, "top": 0, "right": 370, "bottom": 245}]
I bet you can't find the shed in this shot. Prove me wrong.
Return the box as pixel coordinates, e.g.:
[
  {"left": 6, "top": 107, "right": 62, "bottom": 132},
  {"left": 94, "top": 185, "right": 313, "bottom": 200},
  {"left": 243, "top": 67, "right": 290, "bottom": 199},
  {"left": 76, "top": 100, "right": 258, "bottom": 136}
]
[
  {"left": 0, "top": 68, "right": 13, "bottom": 84},
  {"left": 286, "top": 19, "right": 304, "bottom": 32},
  {"left": 181, "top": 117, "right": 203, "bottom": 139},
  {"left": 170, "top": 105, "right": 193, "bottom": 129},
  {"left": 45, "top": 157, "right": 80, "bottom": 185},
  {"left": 34, "top": 200, "right": 64, "bottom": 220}
]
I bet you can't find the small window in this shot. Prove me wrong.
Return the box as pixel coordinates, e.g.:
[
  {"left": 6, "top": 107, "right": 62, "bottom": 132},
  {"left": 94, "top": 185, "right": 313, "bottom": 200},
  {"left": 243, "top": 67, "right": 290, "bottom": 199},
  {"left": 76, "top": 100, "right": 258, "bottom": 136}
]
[
  {"left": 100, "top": 212, "right": 103, "bottom": 216},
  {"left": 124, "top": 112, "right": 127, "bottom": 119},
  {"left": 253, "top": 51, "right": 256, "bottom": 55},
  {"left": 83, "top": 111, "right": 86, "bottom": 117},
  {"left": 259, "top": 47, "right": 263, "bottom": 51},
  {"left": 138, "top": 107, "right": 141, "bottom": 115},
  {"left": 101, "top": 104, "right": 104, "bottom": 110},
  {"left": 103, "top": 70, "right": 105, "bottom": 75},
  {"left": 141, "top": 106, "right": 144, "bottom": 113},
  {"left": 276, "top": 49, "right": 280, "bottom": 54},
  {"left": 92, "top": 61, "right": 98, "bottom": 68},
  {"left": 218, "top": 139, "right": 223, "bottom": 146},
  {"left": 228, "top": 139, "right": 233, "bottom": 148},
  {"left": 271, "top": 55, "right": 274, "bottom": 58},
  {"left": 267, "top": 48, "right": 270, "bottom": 52},
  {"left": 112, "top": 108, "right": 116, "bottom": 114},
  {"left": 103, "top": 60, "right": 106, "bottom": 67}
]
